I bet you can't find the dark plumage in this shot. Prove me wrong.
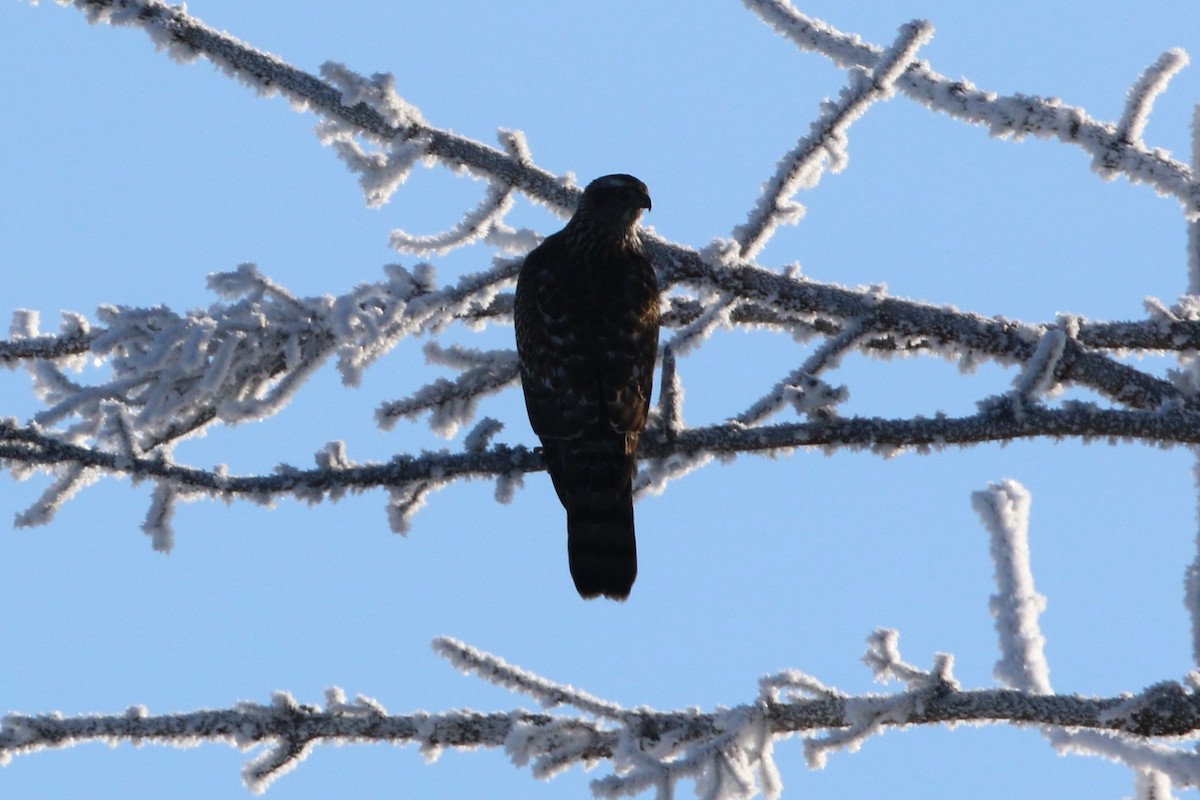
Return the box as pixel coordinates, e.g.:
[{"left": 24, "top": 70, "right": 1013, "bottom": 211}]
[{"left": 514, "top": 174, "right": 660, "bottom": 600}]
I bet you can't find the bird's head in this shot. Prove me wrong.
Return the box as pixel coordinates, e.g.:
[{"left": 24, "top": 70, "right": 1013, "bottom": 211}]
[{"left": 576, "top": 174, "right": 652, "bottom": 229}]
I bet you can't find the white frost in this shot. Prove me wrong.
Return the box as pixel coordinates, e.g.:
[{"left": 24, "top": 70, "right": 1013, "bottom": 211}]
[{"left": 972, "top": 479, "right": 1052, "bottom": 694}]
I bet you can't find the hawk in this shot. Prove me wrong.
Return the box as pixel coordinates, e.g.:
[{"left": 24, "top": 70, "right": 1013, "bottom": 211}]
[{"left": 514, "top": 174, "right": 660, "bottom": 600}]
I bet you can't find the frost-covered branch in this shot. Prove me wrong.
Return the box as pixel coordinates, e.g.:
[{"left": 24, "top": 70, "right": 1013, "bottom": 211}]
[
  {"left": 6, "top": 633, "right": 1200, "bottom": 796},
  {"left": 36, "top": 0, "right": 579, "bottom": 214},
  {"left": 3, "top": 479, "right": 1199, "bottom": 796},
  {"left": 974, "top": 480, "right": 1052, "bottom": 694},
  {"left": 733, "top": 20, "right": 933, "bottom": 259},
  {"left": 743, "top": 0, "right": 1200, "bottom": 216},
  {"left": 4, "top": 258, "right": 519, "bottom": 458},
  {"left": 11, "top": 401, "right": 1200, "bottom": 531},
  {"left": 434, "top": 637, "right": 628, "bottom": 721},
  {"left": 6, "top": 249, "right": 1194, "bottom": 535},
  {"left": 12, "top": 1, "right": 1200, "bottom": 796},
  {"left": 9, "top": 0, "right": 1200, "bottom": 544},
  {"left": 1116, "top": 50, "right": 1189, "bottom": 147}
]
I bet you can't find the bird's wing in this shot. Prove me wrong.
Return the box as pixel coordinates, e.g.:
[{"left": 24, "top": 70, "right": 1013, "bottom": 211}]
[
  {"left": 515, "top": 233, "right": 596, "bottom": 439},
  {"left": 515, "top": 233, "right": 660, "bottom": 441}
]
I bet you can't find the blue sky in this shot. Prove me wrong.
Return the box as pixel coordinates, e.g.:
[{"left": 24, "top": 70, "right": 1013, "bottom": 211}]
[{"left": 3, "top": 1, "right": 1200, "bottom": 798}]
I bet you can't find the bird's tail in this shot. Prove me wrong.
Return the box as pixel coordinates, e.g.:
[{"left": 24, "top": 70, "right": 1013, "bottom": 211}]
[
  {"left": 543, "top": 437, "right": 638, "bottom": 600},
  {"left": 567, "top": 497, "right": 636, "bottom": 601}
]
